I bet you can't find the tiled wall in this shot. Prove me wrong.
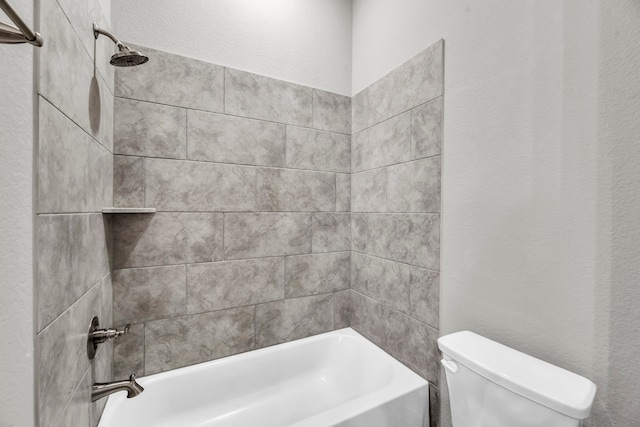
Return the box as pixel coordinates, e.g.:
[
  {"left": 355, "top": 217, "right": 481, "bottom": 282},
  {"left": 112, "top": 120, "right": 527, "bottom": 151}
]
[
  {"left": 111, "top": 45, "right": 352, "bottom": 377},
  {"left": 35, "top": 1, "right": 114, "bottom": 426},
  {"left": 349, "top": 40, "right": 444, "bottom": 425},
  {"left": 110, "top": 40, "right": 443, "bottom": 423}
]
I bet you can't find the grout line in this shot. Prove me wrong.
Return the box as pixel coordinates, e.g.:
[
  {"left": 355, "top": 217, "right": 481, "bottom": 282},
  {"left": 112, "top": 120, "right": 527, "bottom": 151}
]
[
  {"left": 39, "top": 95, "right": 112, "bottom": 156},
  {"left": 52, "top": 0, "right": 115, "bottom": 97},
  {"left": 351, "top": 289, "right": 439, "bottom": 331},
  {"left": 352, "top": 95, "right": 443, "bottom": 135},
  {"left": 136, "top": 154, "right": 350, "bottom": 175},
  {"left": 112, "top": 250, "right": 353, "bottom": 272},
  {"left": 311, "top": 89, "right": 315, "bottom": 128},
  {"left": 37, "top": 271, "right": 110, "bottom": 335},
  {"left": 184, "top": 263, "right": 188, "bottom": 316},
  {"left": 121, "top": 210, "right": 438, "bottom": 215},
  {"left": 334, "top": 174, "right": 338, "bottom": 212},
  {"left": 142, "top": 322, "right": 146, "bottom": 376},
  {"left": 223, "top": 67, "right": 226, "bottom": 114},
  {"left": 222, "top": 213, "right": 226, "bottom": 260},
  {"left": 142, "top": 157, "right": 147, "bottom": 208},
  {"left": 351, "top": 250, "right": 440, "bottom": 273},
  {"left": 113, "top": 95, "right": 351, "bottom": 136},
  {"left": 253, "top": 304, "right": 257, "bottom": 348},
  {"left": 352, "top": 154, "right": 442, "bottom": 175},
  {"left": 39, "top": 210, "right": 438, "bottom": 216},
  {"left": 138, "top": 290, "right": 340, "bottom": 326},
  {"left": 51, "top": 365, "right": 90, "bottom": 427},
  {"left": 184, "top": 109, "right": 188, "bottom": 159}
]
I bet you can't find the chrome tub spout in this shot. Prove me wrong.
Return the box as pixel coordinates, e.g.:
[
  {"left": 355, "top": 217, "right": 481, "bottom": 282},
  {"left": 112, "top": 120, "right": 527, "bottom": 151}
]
[{"left": 92, "top": 374, "right": 144, "bottom": 402}]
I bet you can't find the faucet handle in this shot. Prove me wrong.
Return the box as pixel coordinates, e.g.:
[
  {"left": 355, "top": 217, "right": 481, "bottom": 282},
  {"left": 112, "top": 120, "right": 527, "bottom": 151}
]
[
  {"left": 87, "top": 317, "right": 130, "bottom": 360},
  {"left": 114, "top": 324, "right": 130, "bottom": 338}
]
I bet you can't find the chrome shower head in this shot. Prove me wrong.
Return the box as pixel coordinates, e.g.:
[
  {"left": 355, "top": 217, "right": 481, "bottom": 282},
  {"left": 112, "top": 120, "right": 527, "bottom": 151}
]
[
  {"left": 93, "top": 22, "right": 148, "bottom": 67},
  {"left": 110, "top": 47, "right": 149, "bottom": 67}
]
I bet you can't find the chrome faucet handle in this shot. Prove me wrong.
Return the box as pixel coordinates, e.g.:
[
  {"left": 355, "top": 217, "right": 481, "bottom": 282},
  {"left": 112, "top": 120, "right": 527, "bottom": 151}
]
[
  {"left": 87, "top": 317, "right": 130, "bottom": 359},
  {"left": 90, "top": 323, "right": 130, "bottom": 344}
]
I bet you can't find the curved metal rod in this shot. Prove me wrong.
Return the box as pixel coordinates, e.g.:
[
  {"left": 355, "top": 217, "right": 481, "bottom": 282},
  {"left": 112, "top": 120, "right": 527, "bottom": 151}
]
[
  {"left": 0, "top": 0, "right": 42, "bottom": 46},
  {"left": 93, "top": 22, "right": 124, "bottom": 50}
]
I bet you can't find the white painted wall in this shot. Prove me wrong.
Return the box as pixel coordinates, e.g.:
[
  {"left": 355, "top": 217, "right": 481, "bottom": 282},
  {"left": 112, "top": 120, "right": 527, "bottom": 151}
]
[
  {"left": 112, "top": 0, "right": 352, "bottom": 95},
  {"left": 353, "top": 0, "right": 639, "bottom": 425},
  {"left": 0, "top": 0, "right": 35, "bottom": 425}
]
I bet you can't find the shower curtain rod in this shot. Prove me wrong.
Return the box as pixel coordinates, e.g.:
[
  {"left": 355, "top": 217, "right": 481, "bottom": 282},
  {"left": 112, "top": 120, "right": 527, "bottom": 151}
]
[{"left": 0, "top": 0, "right": 42, "bottom": 46}]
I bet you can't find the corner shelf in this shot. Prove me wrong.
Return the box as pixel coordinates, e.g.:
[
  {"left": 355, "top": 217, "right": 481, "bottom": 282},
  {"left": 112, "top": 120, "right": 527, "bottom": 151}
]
[{"left": 102, "top": 207, "right": 156, "bottom": 214}]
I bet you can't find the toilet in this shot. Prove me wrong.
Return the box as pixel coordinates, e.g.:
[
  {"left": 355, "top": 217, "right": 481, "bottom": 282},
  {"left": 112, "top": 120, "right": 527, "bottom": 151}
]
[{"left": 438, "top": 331, "right": 597, "bottom": 427}]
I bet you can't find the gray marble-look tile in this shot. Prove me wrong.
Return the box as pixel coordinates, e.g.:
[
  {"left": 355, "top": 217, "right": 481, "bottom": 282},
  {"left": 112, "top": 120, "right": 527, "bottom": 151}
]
[
  {"left": 55, "top": 0, "right": 114, "bottom": 93},
  {"left": 224, "top": 213, "right": 312, "bottom": 259},
  {"left": 286, "top": 126, "right": 350, "bottom": 173},
  {"left": 350, "top": 291, "right": 439, "bottom": 383},
  {"left": 39, "top": 98, "right": 113, "bottom": 214},
  {"left": 187, "top": 258, "right": 284, "bottom": 314},
  {"left": 116, "top": 44, "right": 224, "bottom": 112},
  {"left": 256, "top": 168, "right": 335, "bottom": 212},
  {"left": 387, "top": 157, "right": 441, "bottom": 213},
  {"left": 352, "top": 250, "right": 438, "bottom": 327},
  {"left": 285, "top": 252, "right": 350, "bottom": 298},
  {"left": 352, "top": 111, "right": 411, "bottom": 173},
  {"left": 113, "top": 323, "right": 145, "bottom": 379},
  {"left": 38, "top": 282, "right": 100, "bottom": 427},
  {"left": 225, "top": 68, "right": 312, "bottom": 126},
  {"left": 336, "top": 173, "right": 351, "bottom": 212},
  {"left": 99, "top": 273, "right": 113, "bottom": 333},
  {"left": 113, "top": 212, "right": 223, "bottom": 268},
  {"left": 412, "top": 97, "right": 443, "bottom": 159},
  {"left": 346, "top": 290, "right": 386, "bottom": 349},
  {"left": 145, "top": 158, "right": 257, "bottom": 211},
  {"left": 55, "top": 369, "right": 90, "bottom": 427},
  {"left": 37, "top": 214, "right": 110, "bottom": 332},
  {"left": 409, "top": 269, "right": 440, "bottom": 329},
  {"left": 352, "top": 40, "right": 444, "bottom": 132},
  {"left": 351, "top": 168, "right": 387, "bottom": 213},
  {"left": 145, "top": 307, "right": 254, "bottom": 374},
  {"left": 334, "top": 289, "right": 351, "bottom": 329},
  {"left": 255, "top": 294, "right": 334, "bottom": 348},
  {"left": 187, "top": 110, "right": 286, "bottom": 166},
  {"left": 39, "top": 0, "right": 114, "bottom": 151},
  {"left": 113, "top": 155, "right": 144, "bottom": 207},
  {"left": 114, "top": 98, "right": 187, "bottom": 159},
  {"left": 351, "top": 87, "right": 370, "bottom": 137},
  {"left": 351, "top": 252, "right": 410, "bottom": 314},
  {"left": 351, "top": 213, "right": 440, "bottom": 270},
  {"left": 312, "top": 89, "right": 351, "bottom": 134},
  {"left": 312, "top": 213, "right": 351, "bottom": 253},
  {"left": 386, "top": 307, "right": 440, "bottom": 383},
  {"left": 113, "top": 265, "right": 187, "bottom": 325}
]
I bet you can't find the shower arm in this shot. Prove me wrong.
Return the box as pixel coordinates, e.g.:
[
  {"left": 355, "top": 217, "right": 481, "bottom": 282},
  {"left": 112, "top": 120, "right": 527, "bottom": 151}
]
[
  {"left": 93, "top": 22, "right": 125, "bottom": 50},
  {"left": 0, "top": 0, "right": 43, "bottom": 46}
]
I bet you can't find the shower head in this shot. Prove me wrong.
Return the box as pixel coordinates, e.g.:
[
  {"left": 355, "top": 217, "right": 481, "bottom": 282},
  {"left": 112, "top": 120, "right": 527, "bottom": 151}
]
[
  {"left": 93, "top": 22, "right": 148, "bottom": 67},
  {"left": 110, "top": 46, "right": 149, "bottom": 67}
]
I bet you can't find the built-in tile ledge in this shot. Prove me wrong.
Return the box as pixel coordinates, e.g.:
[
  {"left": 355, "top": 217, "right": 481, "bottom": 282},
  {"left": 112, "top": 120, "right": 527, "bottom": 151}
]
[{"left": 102, "top": 207, "right": 157, "bottom": 214}]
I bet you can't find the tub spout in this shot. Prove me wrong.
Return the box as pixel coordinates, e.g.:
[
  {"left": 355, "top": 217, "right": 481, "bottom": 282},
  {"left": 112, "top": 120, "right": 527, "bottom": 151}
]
[{"left": 92, "top": 374, "right": 144, "bottom": 402}]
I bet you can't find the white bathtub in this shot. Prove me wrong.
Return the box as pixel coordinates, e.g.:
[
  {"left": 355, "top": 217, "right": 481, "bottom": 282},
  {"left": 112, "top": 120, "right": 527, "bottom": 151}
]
[{"left": 99, "top": 328, "right": 429, "bottom": 427}]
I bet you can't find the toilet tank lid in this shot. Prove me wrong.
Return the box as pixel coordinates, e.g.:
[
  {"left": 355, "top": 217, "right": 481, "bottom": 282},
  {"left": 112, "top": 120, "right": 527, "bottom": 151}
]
[{"left": 438, "top": 331, "right": 597, "bottom": 420}]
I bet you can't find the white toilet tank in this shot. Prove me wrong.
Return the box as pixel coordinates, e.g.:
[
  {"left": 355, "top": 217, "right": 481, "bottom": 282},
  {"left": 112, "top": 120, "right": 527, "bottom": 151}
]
[{"left": 438, "top": 331, "right": 597, "bottom": 427}]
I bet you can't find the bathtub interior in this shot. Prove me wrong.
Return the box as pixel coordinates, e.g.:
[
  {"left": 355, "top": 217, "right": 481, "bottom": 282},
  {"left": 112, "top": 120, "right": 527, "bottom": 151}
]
[{"left": 99, "top": 328, "right": 429, "bottom": 427}]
